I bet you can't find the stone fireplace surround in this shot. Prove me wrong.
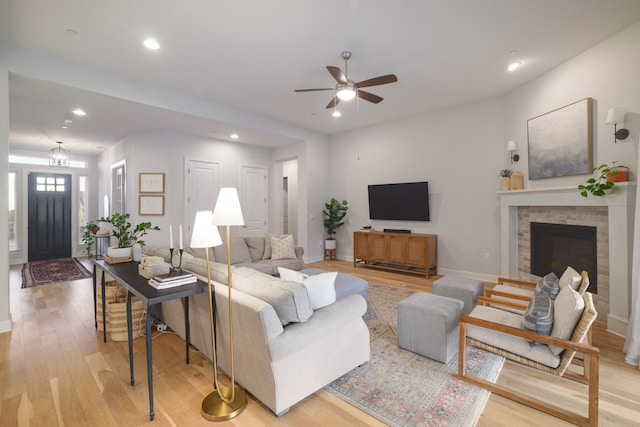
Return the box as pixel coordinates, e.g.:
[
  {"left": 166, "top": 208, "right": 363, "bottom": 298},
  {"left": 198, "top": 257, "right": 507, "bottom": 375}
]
[{"left": 499, "top": 183, "right": 636, "bottom": 337}]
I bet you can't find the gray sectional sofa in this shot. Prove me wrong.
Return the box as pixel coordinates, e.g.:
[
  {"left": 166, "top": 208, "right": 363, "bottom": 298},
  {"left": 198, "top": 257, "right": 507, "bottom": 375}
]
[{"left": 142, "top": 238, "right": 370, "bottom": 416}]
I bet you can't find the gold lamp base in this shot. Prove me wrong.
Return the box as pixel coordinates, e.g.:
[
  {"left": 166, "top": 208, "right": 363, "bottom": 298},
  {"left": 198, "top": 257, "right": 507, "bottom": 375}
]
[{"left": 201, "top": 386, "right": 247, "bottom": 421}]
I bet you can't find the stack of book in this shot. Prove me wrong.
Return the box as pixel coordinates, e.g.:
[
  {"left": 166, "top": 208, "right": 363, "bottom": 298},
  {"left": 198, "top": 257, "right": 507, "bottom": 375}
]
[{"left": 148, "top": 270, "right": 197, "bottom": 289}]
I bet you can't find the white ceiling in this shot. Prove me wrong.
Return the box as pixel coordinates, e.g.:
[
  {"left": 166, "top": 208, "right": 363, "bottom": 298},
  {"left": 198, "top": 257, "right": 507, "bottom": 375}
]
[{"left": 2, "top": 0, "right": 640, "bottom": 155}]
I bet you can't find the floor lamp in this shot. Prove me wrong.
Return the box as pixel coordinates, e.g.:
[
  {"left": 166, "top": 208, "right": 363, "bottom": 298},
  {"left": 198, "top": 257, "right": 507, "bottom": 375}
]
[{"left": 203, "top": 188, "right": 247, "bottom": 420}]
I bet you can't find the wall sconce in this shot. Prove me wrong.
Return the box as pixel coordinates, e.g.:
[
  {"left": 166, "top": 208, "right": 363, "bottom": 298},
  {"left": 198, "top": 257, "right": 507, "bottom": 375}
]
[
  {"left": 507, "top": 140, "right": 519, "bottom": 163},
  {"left": 605, "top": 107, "right": 629, "bottom": 143}
]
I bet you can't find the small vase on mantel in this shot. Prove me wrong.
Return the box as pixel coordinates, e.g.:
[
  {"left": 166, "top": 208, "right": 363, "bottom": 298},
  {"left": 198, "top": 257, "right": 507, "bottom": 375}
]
[
  {"left": 510, "top": 171, "right": 523, "bottom": 190},
  {"left": 501, "top": 177, "right": 511, "bottom": 191}
]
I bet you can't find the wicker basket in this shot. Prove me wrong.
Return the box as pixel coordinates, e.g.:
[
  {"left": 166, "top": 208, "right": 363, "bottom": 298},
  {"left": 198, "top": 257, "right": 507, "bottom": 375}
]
[
  {"left": 108, "top": 298, "right": 146, "bottom": 341},
  {"left": 96, "top": 281, "right": 126, "bottom": 332}
]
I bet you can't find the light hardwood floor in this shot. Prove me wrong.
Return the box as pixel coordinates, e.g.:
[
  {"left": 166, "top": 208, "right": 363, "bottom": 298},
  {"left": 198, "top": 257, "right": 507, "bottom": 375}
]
[{"left": 1, "top": 259, "right": 639, "bottom": 426}]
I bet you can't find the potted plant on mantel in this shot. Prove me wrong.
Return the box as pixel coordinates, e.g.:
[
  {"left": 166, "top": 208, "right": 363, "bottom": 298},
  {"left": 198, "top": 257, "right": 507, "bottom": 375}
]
[
  {"left": 98, "top": 212, "right": 160, "bottom": 259},
  {"left": 499, "top": 169, "right": 513, "bottom": 191},
  {"left": 578, "top": 161, "right": 629, "bottom": 197},
  {"left": 323, "top": 198, "right": 348, "bottom": 250}
]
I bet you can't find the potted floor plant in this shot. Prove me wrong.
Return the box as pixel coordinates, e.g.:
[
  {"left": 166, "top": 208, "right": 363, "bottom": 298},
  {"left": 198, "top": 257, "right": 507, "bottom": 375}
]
[
  {"left": 98, "top": 212, "right": 160, "bottom": 258},
  {"left": 579, "top": 162, "right": 629, "bottom": 197},
  {"left": 323, "top": 198, "right": 348, "bottom": 250},
  {"left": 81, "top": 220, "right": 102, "bottom": 260}
]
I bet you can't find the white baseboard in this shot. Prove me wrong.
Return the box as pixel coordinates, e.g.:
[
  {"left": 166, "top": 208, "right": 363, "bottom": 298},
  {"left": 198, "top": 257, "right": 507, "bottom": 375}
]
[{"left": 0, "top": 317, "right": 12, "bottom": 333}]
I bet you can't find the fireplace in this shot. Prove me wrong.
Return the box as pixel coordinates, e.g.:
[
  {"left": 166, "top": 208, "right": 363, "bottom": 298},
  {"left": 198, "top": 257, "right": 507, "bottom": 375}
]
[{"left": 530, "top": 222, "right": 597, "bottom": 293}]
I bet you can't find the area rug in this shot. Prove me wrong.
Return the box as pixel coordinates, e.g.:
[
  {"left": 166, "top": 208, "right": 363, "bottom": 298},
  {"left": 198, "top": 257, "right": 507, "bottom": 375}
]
[
  {"left": 324, "top": 283, "right": 504, "bottom": 427},
  {"left": 21, "top": 258, "right": 92, "bottom": 288}
]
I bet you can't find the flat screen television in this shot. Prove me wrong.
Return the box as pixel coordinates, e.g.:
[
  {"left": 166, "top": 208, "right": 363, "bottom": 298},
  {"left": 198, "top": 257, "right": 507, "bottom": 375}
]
[{"left": 368, "top": 181, "right": 430, "bottom": 221}]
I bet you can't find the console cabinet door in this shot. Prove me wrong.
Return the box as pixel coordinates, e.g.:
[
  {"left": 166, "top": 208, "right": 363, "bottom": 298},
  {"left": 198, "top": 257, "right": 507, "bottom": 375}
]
[
  {"left": 405, "top": 237, "right": 428, "bottom": 267},
  {"left": 354, "top": 232, "right": 370, "bottom": 259},
  {"left": 387, "top": 235, "right": 407, "bottom": 264},
  {"left": 368, "top": 233, "right": 387, "bottom": 262}
]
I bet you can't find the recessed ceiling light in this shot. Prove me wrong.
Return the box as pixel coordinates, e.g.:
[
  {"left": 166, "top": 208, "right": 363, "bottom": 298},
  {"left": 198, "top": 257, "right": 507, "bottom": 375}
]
[
  {"left": 230, "top": 133, "right": 239, "bottom": 139},
  {"left": 72, "top": 109, "right": 86, "bottom": 116},
  {"left": 332, "top": 110, "right": 342, "bottom": 118},
  {"left": 144, "top": 38, "right": 160, "bottom": 50},
  {"left": 507, "top": 61, "right": 522, "bottom": 72},
  {"left": 66, "top": 29, "right": 78, "bottom": 36}
]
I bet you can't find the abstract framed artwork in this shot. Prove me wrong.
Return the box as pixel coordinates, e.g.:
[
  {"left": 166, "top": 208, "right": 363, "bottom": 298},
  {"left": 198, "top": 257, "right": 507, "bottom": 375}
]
[
  {"left": 527, "top": 98, "right": 593, "bottom": 180},
  {"left": 139, "top": 173, "right": 165, "bottom": 193},
  {"left": 139, "top": 195, "right": 164, "bottom": 215}
]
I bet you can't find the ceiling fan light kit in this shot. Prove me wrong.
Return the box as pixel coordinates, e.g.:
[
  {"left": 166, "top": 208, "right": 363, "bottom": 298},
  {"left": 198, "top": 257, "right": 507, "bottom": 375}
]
[{"left": 295, "top": 51, "right": 398, "bottom": 110}]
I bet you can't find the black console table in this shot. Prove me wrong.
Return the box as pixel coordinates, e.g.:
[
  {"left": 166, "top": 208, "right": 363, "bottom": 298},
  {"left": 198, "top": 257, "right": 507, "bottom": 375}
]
[{"left": 92, "top": 260, "right": 209, "bottom": 421}]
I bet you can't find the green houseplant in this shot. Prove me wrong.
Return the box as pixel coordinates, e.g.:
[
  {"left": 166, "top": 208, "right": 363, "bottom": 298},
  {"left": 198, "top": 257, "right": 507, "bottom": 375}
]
[
  {"left": 579, "top": 162, "right": 629, "bottom": 197},
  {"left": 98, "top": 213, "right": 160, "bottom": 257},
  {"left": 323, "top": 198, "right": 348, "bottom": 250},
  {"left": 81, "top": 220, "right": 102, "bottom": 259}
]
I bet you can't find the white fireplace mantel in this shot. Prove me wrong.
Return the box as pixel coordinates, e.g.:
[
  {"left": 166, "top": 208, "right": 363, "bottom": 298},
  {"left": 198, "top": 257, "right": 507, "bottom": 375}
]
[{"left": 498, "top": 183, "right": 636, "bottom": 336}]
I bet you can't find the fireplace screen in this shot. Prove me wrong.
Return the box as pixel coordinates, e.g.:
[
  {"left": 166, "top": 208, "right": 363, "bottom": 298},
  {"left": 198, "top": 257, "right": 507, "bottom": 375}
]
[{"left": 530, "top": 222, "right": 597, "bottom": 293}]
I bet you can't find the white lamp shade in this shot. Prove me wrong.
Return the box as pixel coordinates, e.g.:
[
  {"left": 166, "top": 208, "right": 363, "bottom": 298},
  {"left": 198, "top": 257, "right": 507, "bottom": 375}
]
[
  {"left": 212, "top": 187, "right": 245, "bottom": 226},
  {"left": 606, "top": 107, "right": 625, "bottom": 125},
  {"left": 190, "top": 210, "right": 222, "bottom": 248},
  {"left": 506, "top": 140, "right": 517, "bottom": 151}
]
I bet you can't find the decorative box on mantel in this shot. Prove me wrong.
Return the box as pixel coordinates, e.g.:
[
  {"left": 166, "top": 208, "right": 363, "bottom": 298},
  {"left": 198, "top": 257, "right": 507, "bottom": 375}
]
[{"left": 498, "top": 183, "right": 636, "bottom": 337}]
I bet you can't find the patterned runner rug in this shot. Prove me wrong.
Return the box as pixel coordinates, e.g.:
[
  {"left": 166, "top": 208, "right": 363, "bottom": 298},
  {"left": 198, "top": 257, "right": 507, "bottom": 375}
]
[
  {"left": 21, "top": 257, "right": 92, "bottom": 288},
  {"left": 325, "top": 282, "right": 504, "bottom": 427}
]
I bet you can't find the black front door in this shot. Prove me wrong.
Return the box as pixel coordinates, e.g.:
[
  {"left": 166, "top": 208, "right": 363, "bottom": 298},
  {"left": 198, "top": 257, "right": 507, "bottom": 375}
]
[{"left": 27, "top": 173, "right": 72, "bottom": 261}]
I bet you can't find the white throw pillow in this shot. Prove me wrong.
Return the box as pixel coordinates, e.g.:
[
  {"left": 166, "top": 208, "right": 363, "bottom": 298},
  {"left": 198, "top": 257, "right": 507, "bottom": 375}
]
[
  {"left": 549, "top": 285, "right": 584, "bottom": 355},
  {"left": 270, "top": 234, "right": 297, "bottom": 260},
  {"left": 278, "top": 266, "right": 308, "bottom": 283},
  {"left": 558, "top": 266, "right": 582, "bottom": 291},
  {"left": 302, "top": 272, "right": 337, "bottom": 310}
]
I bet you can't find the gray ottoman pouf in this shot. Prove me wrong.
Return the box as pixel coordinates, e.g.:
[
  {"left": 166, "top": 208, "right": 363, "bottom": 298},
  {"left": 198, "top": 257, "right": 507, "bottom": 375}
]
[
  {"left": 432, "top": 276, "right": 483, "bottom": 315},
  {"left": 397, "top": 292, "right": 463, "bottom": 363},
  {"left": 300, "top": 268, "right": 368, "bottom": 301}
]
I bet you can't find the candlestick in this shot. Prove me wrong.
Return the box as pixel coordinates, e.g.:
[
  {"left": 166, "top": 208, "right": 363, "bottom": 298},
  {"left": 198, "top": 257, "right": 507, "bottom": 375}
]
[
  {"left": 169, "top": 224, "right": 174, "bottom": 249},
  {"left": 179, "top": 224, "right": 183, "bottom": 250}
]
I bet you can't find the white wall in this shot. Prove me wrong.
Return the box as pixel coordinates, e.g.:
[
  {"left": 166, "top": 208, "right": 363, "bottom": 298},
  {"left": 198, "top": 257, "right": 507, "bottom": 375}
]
[
  {"left": 330, "top": 98, "right": 504, "bottom": 279},
  {"left": 504, "top": 20, "right": 640, "bottom": 186},
  {"left": 101, "top": 130, "right": 273, "bottom": 246},
  {"left": 0, "top": 70, "right": 10, "bottom": 333},
  {"left": 329, "top": 20, "right": 640, "bottom": 280}
]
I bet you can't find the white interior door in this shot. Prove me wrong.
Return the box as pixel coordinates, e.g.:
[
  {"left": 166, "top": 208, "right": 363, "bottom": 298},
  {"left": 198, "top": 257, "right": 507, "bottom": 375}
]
[
  {"left": 185, "top": 159, "right": 220, "bottom": 238},
  {"left": 241, "top": 165, "right": 268, "bottom": 237}
]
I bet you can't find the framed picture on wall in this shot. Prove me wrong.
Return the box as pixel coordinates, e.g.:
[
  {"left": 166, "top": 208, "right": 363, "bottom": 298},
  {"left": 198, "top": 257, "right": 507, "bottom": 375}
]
[
  {"left": 139, "top": 195, "right": 164, "bottom": 215},
  {"left": 527, "top": 98, "right": 593, "bottom": 180},
  {"left": 139, "top": 173, "right": 165, "bottom": 193}
]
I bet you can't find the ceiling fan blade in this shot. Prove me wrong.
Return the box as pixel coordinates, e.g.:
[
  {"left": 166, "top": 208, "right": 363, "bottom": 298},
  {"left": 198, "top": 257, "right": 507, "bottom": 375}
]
[
  {"left": 357, "top": 90, "right": 383, "bottom": 104},
  {"left": 326, "top": 97, "right": 341, "bottom": 109},
  {"left": 327, "top": 66, "right": 348, "bottom": 84},
  {"left": 356, "top": 74, "right": 398, "bottom": 88},
  {"left": 294, "top": 88, "right": 333, "bottom": 92}
]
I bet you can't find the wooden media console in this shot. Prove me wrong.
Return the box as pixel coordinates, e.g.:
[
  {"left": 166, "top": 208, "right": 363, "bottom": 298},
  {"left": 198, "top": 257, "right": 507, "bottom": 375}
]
[{"left": 353, "top": 231, "right": 437, "bottom": 278}]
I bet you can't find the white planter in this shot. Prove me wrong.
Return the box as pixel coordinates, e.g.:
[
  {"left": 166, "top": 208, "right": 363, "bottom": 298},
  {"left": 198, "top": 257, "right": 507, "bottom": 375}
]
[
  {"left": 324, "top": 239, "right": 337, "bottom": 250},
  {"left": 107, "top": 246, "right": 132, "bottom": 259}
]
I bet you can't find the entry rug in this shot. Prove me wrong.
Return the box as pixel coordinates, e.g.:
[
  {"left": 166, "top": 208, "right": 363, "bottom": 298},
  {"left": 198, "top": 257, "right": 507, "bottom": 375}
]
[
  {"left": 325, "top": 283, "right": 504, "bottom": 427},
  {"left": 21, "top": 258, "right": 92, "bottom": 288}
]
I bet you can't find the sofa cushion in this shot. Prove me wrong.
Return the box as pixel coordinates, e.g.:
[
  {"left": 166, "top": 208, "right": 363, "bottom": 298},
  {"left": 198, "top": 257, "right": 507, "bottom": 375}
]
[
  {"left": 263, "top": 233, "right": 290, "bottom": 259},
  {"left": 245, "top": 237, "right": 266, "bottom": 261},
  {"left": 271, "top": 234, "right": 297, "bottom": 260},
  {"left": 278, "top": 267, "right": 337, "bottom": 310},
  {"left": 183, "top": 257, "right": 230, "bottom": 284},
  {"left": 549, "top": 285, "right": 584, "bottom": 355},
  {"left": 521, "top": 293, "right": 554, "bottom": 339},
  {"left": 559, "top": 266, "right": 581, "bottom": 291},
  {"left": 302, "top": 272, "right": 337, "bottom": 310},
  {"left": 213, "top": 237, "right": 252, "bottom": 265},
  {"left": 536, "top": 272, "right": 559, "bottom": 300},
  {"left": 231, "top": 267, "right": 313, "bottom": 325}
]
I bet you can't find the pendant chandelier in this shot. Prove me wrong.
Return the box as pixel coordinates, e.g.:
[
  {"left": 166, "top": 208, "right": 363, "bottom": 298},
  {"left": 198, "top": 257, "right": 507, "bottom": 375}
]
[{"left": 49, "top": 141, "right": 70, "bottom": 167}]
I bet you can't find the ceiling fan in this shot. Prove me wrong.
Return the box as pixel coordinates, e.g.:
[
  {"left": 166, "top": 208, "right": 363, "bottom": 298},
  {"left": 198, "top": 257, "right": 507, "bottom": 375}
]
[{"left": 295, "top": 51, "right": 398, "bottom": 109}]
